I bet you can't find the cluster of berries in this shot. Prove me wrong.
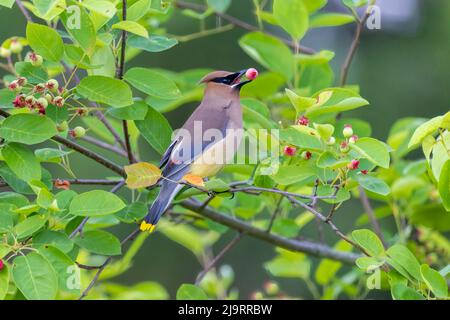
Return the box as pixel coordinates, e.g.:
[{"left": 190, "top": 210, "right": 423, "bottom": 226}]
[
  {"left": 8, "top": 76, "right": 65, "bottom": 115},
  {"left": 283, "top": 117, "right": 366, "bottom": 173}
]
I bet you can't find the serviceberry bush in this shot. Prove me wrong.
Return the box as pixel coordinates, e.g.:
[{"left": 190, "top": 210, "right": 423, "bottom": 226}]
[{"left": 0, "top": 0, "right": 448, "bottom": 300}]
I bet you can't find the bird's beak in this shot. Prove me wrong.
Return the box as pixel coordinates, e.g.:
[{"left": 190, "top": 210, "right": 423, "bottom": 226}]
[{"left": 230, "top": 69, "right": 252, "bottom": 89}]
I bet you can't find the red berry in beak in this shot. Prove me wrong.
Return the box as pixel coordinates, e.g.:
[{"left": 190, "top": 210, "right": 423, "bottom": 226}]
[
  {"left": 246, "top": 68, "right": 258, "bottom": 80},
  {"left": 283, "top": 145, "right": 296, "bottom": 156}
]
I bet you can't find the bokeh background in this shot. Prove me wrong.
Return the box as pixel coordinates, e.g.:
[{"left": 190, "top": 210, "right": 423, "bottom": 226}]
[{"left": 1, "top": 0, "right": 449, "bottom": 299}]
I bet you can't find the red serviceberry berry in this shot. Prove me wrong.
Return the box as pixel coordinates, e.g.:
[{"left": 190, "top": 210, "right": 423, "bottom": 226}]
[
  {"left": 75, "top": 108, "right": 87, "bottom": 116},
  {"left": 347, "top": 159, "right": 360, "bottom": 170},
  {"left": 283, "top": 145, "right": 296, "bottom": 156},
  {"left": 302, "top": 151, "right": 312, "bottom": 160},
  {"left": 297, "top": 115, "right": 309, "bottom": 126},
  {"left": 8, "top": 80, "right": 20, "bottom": 92},
  {"left": 0, "top": 259, "right": 4, "bottom": 271},
  {"left": 361, "top": 170, "right": 368, "bottom": 175},
  {"left": 36, "top": 97, "right": 48, "bottom": 109},
  {"left": 245, "top": 68, "right": 259, "bottom": 80},
  {"left": 13, "top": 94, "right": 26, "bottom": 108}
]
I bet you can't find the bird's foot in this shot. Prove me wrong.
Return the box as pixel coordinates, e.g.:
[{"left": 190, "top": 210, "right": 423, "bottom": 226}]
[{"left": 140, "top": 221, "right": 156, "bottom": 233}]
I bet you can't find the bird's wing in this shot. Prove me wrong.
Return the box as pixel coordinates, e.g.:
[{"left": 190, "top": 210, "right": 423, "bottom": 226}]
[{"left": 160, "top": 100, "right": 233, "bottom": 180}]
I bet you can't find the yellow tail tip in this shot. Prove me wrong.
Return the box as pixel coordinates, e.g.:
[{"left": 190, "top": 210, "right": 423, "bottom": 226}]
[{"left": 140, "top": 221, "right": 156, "bottom": 233}]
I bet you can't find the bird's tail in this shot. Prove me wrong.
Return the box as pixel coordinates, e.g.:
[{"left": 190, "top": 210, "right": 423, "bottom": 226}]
[{"left": 140, "top": 180, "right": 183, "bottom": 233}]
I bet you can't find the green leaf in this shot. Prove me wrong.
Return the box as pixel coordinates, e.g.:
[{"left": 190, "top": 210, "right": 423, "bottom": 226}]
[
  {"left": 0, "top": 114, "right": 57, "bottom": 145},
  {"left": 0, "top": 0, "right": 15, "bottom": 8},
  {"left": 279, "top": 127, "right": 322, "bottom": 151},
  {"left": 35, "top": 148, "right": 70, "bottom": 163},
  {"left": 438, "top": 160, "right": 450, "bottom": 211},
  {"left": 420, "top": 264, "right": 448, "bottom": 298},
  {"left": 305, "top": 88, "right": 369, "bottom": 117},
  {"left": 124, "top": 67, "right": 181, "bottom": 99},
  {"left": 135, "top": 105, "right": 173, "bottom": 154},
  {"left": 317, "top": 152, "right": 349, "bottom": 169},
  {"left": 410, "top": 204, "right": 450, "bottom": 232},
  {"left": 391, "top": 283, "right": 425, "bottom": 300},
  {"left": 36, "top": 245, "right": 79, "bottom": 294},
  {"left": 69, "top": 190, "right": 125, "bottom": 217},
  {"left": 310, "top": 13, "right": 355, "bottom": 28},
  {"left": 351, "top": 229, "right": 385, "bottom": 257},
  {"left": 15, "top": 62, "right": 48, "bottom": 84},
  {"left": 0, "top": 89, "right": 16, "bottom": 108},
  {"left": 207, "top": 0, "right": 231, "bottom": 13},
  {"left": 0, "top": 204, "right": 14, "bottom": 233},
  {"left": 273, "top": 0, "right": 309, "bottom": 41},
  {"left": 61, "top": 5, "right": 96, "bottom": 54},
  {"left": 77, "top": 76, "right": 133, "bottom": 108},
  {"left": 357, "top": 174, "right": 391, "bottom": 196},
  {"left": 270, "top": 163, "right": 316, "bottom": 185},
  {"left": 285, "top": 89, "right": 316, "bottom": 114},
  {"left": 355, "top": 257, "right": 384, "bottom": 270},
  {"left": 239, "top": 32, "right": 295, "bottom": 80},
  {"left": 26, "top": 22, "right": 64, "bottom": 62},
  {"left": 32, "top": 0, "right": 66, "bottom": 20},
  {"left": 80, "top": 0, "right": 116, "bottom": 18},
  {"left": 272, "top": 218, "right": 299, "bottom": 238},
  {"left": 128, "top": 35, "right": 178, "bottom": 53},
  {"left": 315, "top": 240, "right": 352, "bottom": 285},
  {"left": 314, "top": 123, "right": 334, "bottom": 141},
  {"left": 11, "top": 252, "right": 58, "bottom": 300},
  {"left": 408, "top": 116, "right": 443, "bottom": 149},
  {"left": 303, "top": 0, "right": 327, "bottom": 13},
  {"left": 108, "top": 101, "right": 148, "bottom": 120},
  {"left": 2, "top": 143, "right": 41, "bottom": 182},
  {"left": 73, "top": 230, "right": 121, "bottom": 256},
  {"left": 176, "top": 284, "right": 208, "bottom": 300},
  {"left": 350, "top": 137, "right": 390, "bottom": 168},
  {"left": 342, "top": 0, "right": 368, "bottom": 8},
  {"left": 14, "top": 215, "right": 47, "bottom": 239},
  {"left": 115, "top": 201, "right": 147, "bottom": 223},
  {"left": 127, "top": 0, "right": 152, "bottom": 21},
  {"left": 0, "top": 263, "right": 9, "bottom": 300},
  {"left": 386, "top": 245, "right": 421, "bottom": 281},
  {"left": 34, "top": 230, "right": 73, "bottom": 253},
  {"left": 265, "top": 249, "right": 310, "bottom": 279},
  {"left": 112, "top": 21, "right": 149, "bottom": 38}
]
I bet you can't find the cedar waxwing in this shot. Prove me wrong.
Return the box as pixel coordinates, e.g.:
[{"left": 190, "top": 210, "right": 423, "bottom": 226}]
[{"left": 140, "top": 68, "right": 258, "bottom": 232}]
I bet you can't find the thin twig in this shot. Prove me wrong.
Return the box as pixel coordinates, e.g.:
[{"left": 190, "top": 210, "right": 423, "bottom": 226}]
[
  {"left": 358, "top": 185, "right": 387, "bottom": 248},
  {"left": 195, "top": 233, "right": 242, "bottom": 285},
  {"left": 0, "top": 109, "right": 126, "bottom": 177},
  {"left": 174, "top": 0, "right": 315, "bottom": 54},
  {"left": 78, "top": 227, "right": 140, "bottom": 300},
  {"left": 15, "top": 0, "right": 33, "bottom": 22},
  {"left": 80, "top": 135, "right": 128, "bottom": 157}
]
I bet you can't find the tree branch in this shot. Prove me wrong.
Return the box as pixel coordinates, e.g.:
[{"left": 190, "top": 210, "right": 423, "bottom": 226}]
[
  {"left": 181, "top": 199, "right": 360, "bottom": 264},
  {"left": 195, "top": 232, "right": 242, "bottom": 285},
  {"left": 15, "top": 0, "right": 33, "bottom": 22},
  {"left": 173, "top": 0, "right": 315, "bottom": 55},
  {"left": 358, "top": 185, "right": 387, "bottom": 248},
  {"left": 80, "top": 135, "right": 128, "bottom": 158},
  {"left": 0, "top": 109, "right": 126, "bottom": 177}
]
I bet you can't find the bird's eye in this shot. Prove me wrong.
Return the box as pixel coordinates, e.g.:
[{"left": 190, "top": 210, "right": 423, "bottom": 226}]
[{"left": 212, "top": 77, "right": 231, "bottom": 85}]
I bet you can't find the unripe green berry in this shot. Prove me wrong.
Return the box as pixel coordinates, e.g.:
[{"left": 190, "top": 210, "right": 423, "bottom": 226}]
[
  {"left": 251, "top": 291, "right": 264, "bottom": 300},
  {"left": 340, "top": 141, "right": 350, "bottom": 153},
  {"left": 264, "top": 281, "right": 279, "bottom": 295},
  {"left": 0, "top": 47, "right": 11, "bottom": 58},
  {"left": 9, "top": 39, "right": 23, "bottom": 53},
  {"left": 72, "top": 126, "right": 86, "bottom": 138},
  {"left": 343, "top": 124, "right": 353, "bottom": 138},
  {"left": 45, "top": 94, "right": 53, "bottom": 104},
  {"left": 57, "top": 121, "right": 68, "bottom": 132},
  {"left": 326, "top": 137, "right": 336, "bottom": 145}
]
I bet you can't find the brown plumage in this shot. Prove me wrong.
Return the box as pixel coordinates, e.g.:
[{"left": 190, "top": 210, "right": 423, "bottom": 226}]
[{"left": 141, "top": 69, "right": 255, "bottom": 231}]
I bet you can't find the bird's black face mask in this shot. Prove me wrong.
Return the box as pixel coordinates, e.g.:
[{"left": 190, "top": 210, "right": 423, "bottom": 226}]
[{"left": 212, "top": 70, "right": 251, "bottom": 89}]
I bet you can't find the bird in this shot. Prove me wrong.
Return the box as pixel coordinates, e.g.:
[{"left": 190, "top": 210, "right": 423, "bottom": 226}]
[{"left": 140, "top": 68, "right": 259, "bottom": 232}]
